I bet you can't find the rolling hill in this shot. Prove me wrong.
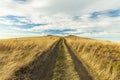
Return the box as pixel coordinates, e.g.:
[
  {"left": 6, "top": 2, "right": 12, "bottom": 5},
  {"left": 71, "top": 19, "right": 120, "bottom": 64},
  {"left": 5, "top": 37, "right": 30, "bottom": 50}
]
[{"left": 0, "top": 36, "right": 119, "bottom": 80}]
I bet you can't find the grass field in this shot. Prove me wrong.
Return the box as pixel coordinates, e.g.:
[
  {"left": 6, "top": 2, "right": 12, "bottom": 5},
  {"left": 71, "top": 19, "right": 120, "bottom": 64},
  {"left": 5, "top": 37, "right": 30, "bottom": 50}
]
[
  {"left": 65, "top": 36, "right": 120, "bottom": 80},
  {"left": 0, "top": 36, "right": 119, "bottom": 80},
  {"left": 0, "top": 36, "right": 60, "bottom": 80}
]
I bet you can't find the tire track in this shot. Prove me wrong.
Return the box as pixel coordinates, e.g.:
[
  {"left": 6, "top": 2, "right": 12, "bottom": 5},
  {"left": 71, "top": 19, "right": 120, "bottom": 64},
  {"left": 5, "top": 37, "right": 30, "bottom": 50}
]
[
  {"left": 9, "top": 38, "right": 93, "bottom": 80},
  {"left": 9, "top": 39, "right": 61, "bottom": 80},
  {"left": 64, "top": 39, "right": 93, "bottom": 80}
]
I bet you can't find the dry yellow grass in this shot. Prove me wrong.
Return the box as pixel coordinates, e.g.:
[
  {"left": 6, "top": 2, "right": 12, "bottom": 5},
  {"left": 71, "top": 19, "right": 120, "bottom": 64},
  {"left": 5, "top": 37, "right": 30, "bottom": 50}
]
[
  {"left": 0, "top": 35, "right": 120, "bottom": 80},
  {"left": 65, "top": 36, "right": 120, "bottom": 80},
  {"left": 52, "top": 39, "right": 79, "bottom": 80},
  {"left": 0, "top": 36, "right": 60, "bottom": 80}
]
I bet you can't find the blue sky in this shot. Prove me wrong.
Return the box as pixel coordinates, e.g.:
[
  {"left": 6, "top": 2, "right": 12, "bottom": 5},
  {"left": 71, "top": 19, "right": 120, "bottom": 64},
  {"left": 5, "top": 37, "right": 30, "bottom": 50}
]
[{"left": 0, "top": 0, "right": 120, "bottom": 42}]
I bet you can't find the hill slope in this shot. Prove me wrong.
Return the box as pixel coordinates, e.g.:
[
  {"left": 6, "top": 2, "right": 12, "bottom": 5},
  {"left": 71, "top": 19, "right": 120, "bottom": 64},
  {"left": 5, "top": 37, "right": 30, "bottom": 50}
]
[
  {"left": 65, "top": 36, "right": 120, "bottom": 80},
  {"left": 0, "top": 36, "right": 119, "bottom": 80}
]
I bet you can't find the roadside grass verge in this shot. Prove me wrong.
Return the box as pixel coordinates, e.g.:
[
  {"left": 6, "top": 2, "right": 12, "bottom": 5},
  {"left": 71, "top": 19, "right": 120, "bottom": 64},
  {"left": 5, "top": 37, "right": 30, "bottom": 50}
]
[
  {"left": 65, "top": 36, "right": 120, "bottom": 80},
  {"left": 0, "top": 36, "right": 60, "bottom": 80}
]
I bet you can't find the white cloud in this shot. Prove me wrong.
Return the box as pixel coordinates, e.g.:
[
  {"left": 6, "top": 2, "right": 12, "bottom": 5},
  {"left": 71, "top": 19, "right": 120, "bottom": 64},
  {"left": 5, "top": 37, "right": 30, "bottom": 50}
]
[
  {"left": 0, "top": 0, "right": 120, "bottom": 41},
  {"left": 0, "top": 0, "right": 120, "bottom": 16},
  {"left": 0, "top": 20, "right": 13, "bottom": 25}
]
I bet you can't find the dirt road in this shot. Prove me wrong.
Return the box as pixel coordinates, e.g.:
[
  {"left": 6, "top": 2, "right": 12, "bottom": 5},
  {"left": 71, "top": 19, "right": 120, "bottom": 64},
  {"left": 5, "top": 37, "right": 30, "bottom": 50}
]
[
  {"left": 64, "top": 39, "right": 93, "bottom": 80},
  {"left": 9, "top": 38, "right": 93, "bottom": 80}
]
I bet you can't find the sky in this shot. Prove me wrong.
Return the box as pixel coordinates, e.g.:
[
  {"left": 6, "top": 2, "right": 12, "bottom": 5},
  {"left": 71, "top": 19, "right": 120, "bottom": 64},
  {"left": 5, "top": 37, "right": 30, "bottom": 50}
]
[{"left": 0, "top": 0, "right": 120, "bottom": 42}]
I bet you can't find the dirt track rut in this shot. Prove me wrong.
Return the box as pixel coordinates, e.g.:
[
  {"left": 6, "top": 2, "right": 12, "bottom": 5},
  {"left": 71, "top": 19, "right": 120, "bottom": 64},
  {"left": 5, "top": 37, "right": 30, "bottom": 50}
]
[
  {"left": 64, "top": 39, "right": 93, "bottom": 80},
  {"left": 9, "top": 38, "right": 93, "bottom": 80}
]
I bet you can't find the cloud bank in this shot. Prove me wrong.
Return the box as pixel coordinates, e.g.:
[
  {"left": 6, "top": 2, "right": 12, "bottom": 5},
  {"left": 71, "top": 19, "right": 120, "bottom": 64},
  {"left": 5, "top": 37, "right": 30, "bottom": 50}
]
[{"left": 0, "top": 0, "right": 120, "bottom": 41}]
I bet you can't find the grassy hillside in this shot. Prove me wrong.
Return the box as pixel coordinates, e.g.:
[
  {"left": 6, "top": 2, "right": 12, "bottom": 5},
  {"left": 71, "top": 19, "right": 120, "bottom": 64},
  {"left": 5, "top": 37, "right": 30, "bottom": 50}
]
[
  {"left": 65, "top": 36, "right": 120, "bottom": 80},
  {"left": 0, "top": 36, "right": 60, "bottom": 80},
  {"left": 0, "top": 36, "right": 119, "bottom": 80}
]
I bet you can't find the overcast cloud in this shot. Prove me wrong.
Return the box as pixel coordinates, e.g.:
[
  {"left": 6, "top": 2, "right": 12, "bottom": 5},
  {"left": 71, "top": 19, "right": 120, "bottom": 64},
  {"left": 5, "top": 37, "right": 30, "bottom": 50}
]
[{"left": 0, "top": 0, "right": 120, "bottom": 41}]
